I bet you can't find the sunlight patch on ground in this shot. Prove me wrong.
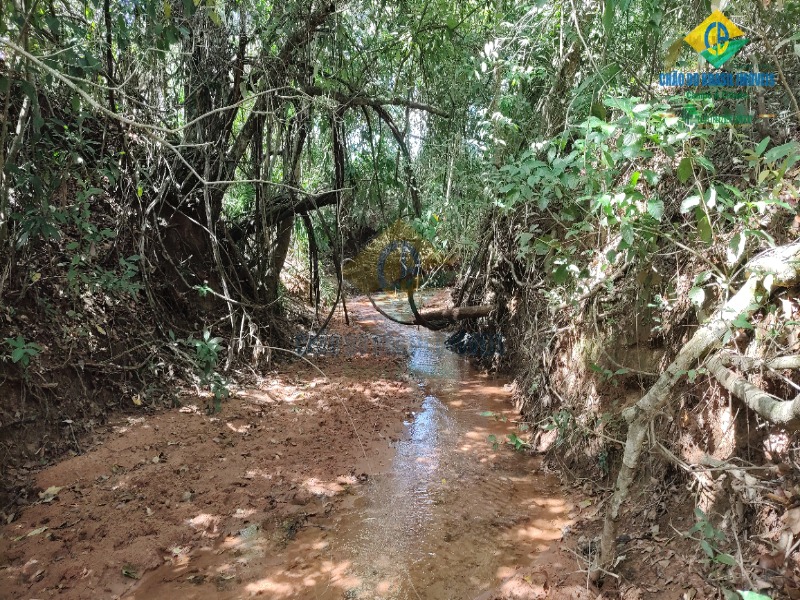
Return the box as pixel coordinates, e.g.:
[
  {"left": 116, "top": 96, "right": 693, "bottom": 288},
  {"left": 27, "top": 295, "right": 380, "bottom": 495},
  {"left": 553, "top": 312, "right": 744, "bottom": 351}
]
[
  {"left": 303, "top": 477, "right": 348, "bottom": 496},
  {"left": 496, "top": 565, "right": 517, "bottom": 579},
  {"left": 226, "top": 421, "right": 251, "bottom": 434},
  {"left": 186, "top": 513, "right": 221, "bottom": 537}
]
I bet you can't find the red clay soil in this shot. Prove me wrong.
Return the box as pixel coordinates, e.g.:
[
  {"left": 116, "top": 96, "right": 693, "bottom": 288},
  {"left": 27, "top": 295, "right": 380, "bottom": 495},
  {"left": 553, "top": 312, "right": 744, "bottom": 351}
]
[
  {"left": 0, "top": 295, "right": 717, "bottom": 600},
  {"left": 0, "top": 350, "right": 417, "bottom": 599}
]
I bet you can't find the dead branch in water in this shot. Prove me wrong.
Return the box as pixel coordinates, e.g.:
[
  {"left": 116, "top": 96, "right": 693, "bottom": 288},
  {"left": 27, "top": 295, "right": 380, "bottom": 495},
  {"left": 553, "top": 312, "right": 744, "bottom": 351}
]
[{"left": 365, "top": 286, "right": 494, "bottom": 330}]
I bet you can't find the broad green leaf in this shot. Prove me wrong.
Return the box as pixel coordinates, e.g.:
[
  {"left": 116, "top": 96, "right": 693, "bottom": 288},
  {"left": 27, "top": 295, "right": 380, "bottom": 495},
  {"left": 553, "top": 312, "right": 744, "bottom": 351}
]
[
  {"left": 695, "top": 156, "right": 715, "bottom": 172},
  {"left": 726, "top": 232, "right": 745, "bottom": 263},
  {"left": 738, "top": 591, "right": 773, "bottom": 600},
  {"left": 647, "top": 197, "right": 664, "bottom": 221},
  {"left": 680, "top": 195, "right": 700, "bottom": 214},
  {"left": 621, "top": 222, "right": 635, "bottom": 246},
  {"left": 696, "top": 209, "right": 712, "bottom": 244},
  {"left": 700, "top": 539, "right": 715, "bottom": 558},
  {"left": 732, "top": 314, "right": 753, "bottom": 330},
  {"left": 642, "top": 170, "right": 659, "bottom": 185},
  {"left": 677, "top": 157, "right": 693, "bottom": 183},
  {"left": 714, "top": 553, "right": 737, "bottom": 566},
  {"left": 764, "top": 141, "right": 799, "bottom": 164},
  {"left": 602, "top": 0, "right": 614, "bottom": 34},
  {"left": 552, "top": 265, "right": 570, "bottom": 284},
  {"left": 664, "top": 37, "right": 684, "bottom": 69},
  {"left": 688, "top": 286, "right": 705, "bottom": 307},
  {"left": 754, "top": 137, "right": 770, "bottom": 157}
]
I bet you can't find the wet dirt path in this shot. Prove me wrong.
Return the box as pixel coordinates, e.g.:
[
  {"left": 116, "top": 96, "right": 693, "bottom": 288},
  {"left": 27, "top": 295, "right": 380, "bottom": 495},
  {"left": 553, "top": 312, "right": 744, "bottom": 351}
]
[
  {"left": 321, "top": 296, "right": 573, "bottom": 599},
  {"left": 125, "top": 294, "right": 573, "bottom": 600},
  {"left": 1, "top": 293, "right": 576, "bottom": 600}
]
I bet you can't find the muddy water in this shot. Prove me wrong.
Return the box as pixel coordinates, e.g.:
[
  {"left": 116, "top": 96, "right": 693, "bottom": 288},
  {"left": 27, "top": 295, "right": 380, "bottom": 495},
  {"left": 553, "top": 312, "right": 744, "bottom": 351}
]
[{"left": 125, "top": 294, "right": 572, "bottom": 600}]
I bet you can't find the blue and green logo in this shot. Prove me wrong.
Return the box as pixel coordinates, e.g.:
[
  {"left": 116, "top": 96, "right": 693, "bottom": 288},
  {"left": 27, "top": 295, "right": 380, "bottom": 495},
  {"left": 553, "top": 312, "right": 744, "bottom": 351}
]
[{"left": 683, "top": 10, "right": 749, "bottom": 68}]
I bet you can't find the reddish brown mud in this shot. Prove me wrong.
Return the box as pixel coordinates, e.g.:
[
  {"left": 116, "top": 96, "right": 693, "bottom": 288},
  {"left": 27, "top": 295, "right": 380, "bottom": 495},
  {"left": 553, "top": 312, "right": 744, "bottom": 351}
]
[{"left": 1, "top": 294, "right": 580, "bottom": 600}]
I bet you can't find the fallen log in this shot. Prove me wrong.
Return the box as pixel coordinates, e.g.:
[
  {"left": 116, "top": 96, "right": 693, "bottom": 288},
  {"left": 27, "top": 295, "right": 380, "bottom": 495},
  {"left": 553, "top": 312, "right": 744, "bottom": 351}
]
[
  {"left": 417, "top": 305, "right": 494, "bottom": 322},
  {"left": 598, "top": 240, "right": 800, "bottom": 576},
  {"left": 365, "top": 284, "right": 494, "bottom": 330}
]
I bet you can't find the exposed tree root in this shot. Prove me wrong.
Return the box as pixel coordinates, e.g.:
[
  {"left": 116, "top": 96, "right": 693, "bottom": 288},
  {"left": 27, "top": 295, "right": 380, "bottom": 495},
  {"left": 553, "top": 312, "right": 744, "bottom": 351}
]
[
  {"left": 598, "top": 240, "right": 800, "bottom": 575},
  {"left": 708, "top": 353, "right": 800, "bottom": 428}
]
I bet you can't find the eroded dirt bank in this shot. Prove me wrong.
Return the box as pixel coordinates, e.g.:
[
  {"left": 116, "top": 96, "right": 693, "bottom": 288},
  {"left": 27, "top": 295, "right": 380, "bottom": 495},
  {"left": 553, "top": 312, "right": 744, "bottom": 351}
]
[{"left": 1, "top": 295, "right": 582, "bottom": 599}]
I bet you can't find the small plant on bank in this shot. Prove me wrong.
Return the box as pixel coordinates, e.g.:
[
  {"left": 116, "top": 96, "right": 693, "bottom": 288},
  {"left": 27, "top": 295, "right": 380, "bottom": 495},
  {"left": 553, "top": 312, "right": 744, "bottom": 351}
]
[
  {"left": 541, "top": 409, "right": 574, "bottom": 447},
  {"left": 3, "top": 336, "right": 42, "bottom": 368},
  {"left": 186, "top": 330, "right": 230, "bottom": 413},
  {"left": 686, "top": 507, "right": 737, "bottom": 568},
  {"left": 486, "top": 430, "right": 532, "bottom": 453}
]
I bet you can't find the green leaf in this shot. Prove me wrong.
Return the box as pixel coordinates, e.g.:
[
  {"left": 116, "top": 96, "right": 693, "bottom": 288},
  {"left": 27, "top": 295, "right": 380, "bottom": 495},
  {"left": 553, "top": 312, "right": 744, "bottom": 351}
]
[
  {"left": 695, "top": 209, "right": 712, "bottom": 244},
  {"left": 552, "top": 265, "right": 569, "bottom": 284},
  {"left": 647, "top": 197, "right": 664, "bottom": 221},
  {"left": 695, "top": 155, "right": 715, "bottom": 173},
  {"left": 664, "top": 37, "right": 684, "bottom": 69},
  {"left": 754, "top": 137, "right": 770, "bottom": 157},
  {"left": 764, "top": 141, "right": 799, "bottom": 164},
  {"left": 738, "top": 591, "right": 773, "bottom": 600},
  {"left": 642, "top": 170, "right": 659, "bottom": 185},
  {"left": 621, "top": 222, "right": 635, "bottom": 246},
  {"left": 714, "top": 553, "right": 737, "bottom": 566},
  {"left": 602, "top": 0, "right": 614, "bottom": 34},
  {"left": 732, "top": 314, "right": 753, "bottom": 330},
  {"left": 727, "top": 232, "right": 745, "bottom": 263},
  {"left": 700, "top": 539, "right": 715, "bottom": 558},
  {"left": 677, "top": 157, "right": 693, "bottom": 183},
  {"left": 688, "top": 286, "right": 705, "bottom": 307}
]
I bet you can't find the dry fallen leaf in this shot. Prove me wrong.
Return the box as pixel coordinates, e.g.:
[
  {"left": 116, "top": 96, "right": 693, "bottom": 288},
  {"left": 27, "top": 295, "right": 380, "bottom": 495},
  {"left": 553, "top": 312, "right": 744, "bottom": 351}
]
[
  {"left": 38, "top": 486, "right": 62, "bottom": 503},
  {"left": 783, "top": 507, "right": 800, "bottom": 535}
]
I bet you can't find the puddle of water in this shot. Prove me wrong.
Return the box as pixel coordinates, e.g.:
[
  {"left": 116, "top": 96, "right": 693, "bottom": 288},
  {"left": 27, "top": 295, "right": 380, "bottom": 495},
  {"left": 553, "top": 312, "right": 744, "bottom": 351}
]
[{"left": 124, "top": 293, "right": 572, "bottom": 600}]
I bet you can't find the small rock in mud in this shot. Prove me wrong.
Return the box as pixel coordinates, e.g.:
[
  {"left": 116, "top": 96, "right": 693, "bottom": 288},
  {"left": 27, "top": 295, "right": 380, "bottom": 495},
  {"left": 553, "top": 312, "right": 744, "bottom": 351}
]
[{"left": 290, "top": 490, "right": 313, "bottom": 505}]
